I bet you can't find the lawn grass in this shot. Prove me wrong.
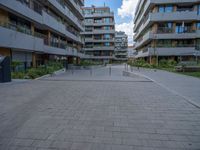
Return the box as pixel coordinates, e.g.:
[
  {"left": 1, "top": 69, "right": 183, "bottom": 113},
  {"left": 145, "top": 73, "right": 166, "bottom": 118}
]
[
  {"left": 158, "top": 67, "right": 200, "bottom": 78},
  {"left": 178, "top": 72, "right": 200, "bottom": 78}
]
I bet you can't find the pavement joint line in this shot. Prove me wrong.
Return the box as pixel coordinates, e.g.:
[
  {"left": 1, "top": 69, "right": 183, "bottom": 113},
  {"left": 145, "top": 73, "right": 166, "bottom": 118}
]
[
  {"left": 127, "top": 71, "right": 200, "bottom": 109},
  {"left": 38, "top": 79, "right": 153, "bottom": 83}
]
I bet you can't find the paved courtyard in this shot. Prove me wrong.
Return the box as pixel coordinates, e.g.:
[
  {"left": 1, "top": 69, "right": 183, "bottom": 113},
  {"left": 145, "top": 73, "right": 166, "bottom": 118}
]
[{"left": 0, "top": 66, "right": 200, "bottom": 150}]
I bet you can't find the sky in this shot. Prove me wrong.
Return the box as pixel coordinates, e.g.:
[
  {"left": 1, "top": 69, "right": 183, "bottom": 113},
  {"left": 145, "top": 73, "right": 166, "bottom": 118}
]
[{"left": 85, "top": 0, "right": 139, "bottom": 46}]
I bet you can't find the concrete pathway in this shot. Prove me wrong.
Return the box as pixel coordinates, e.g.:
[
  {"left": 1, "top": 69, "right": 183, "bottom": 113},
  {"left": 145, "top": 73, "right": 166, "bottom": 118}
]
[
  {"left": 127, "top": 66, "right": 200, "bottom": 108},
  {"left": 0, "top": 66, "right": 200, "bottom": 150}
]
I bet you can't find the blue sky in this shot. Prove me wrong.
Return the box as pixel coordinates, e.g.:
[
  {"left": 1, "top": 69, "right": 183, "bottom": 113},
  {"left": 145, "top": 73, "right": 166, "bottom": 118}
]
[{"left": 85, "top": 0, "right": 138, "bottom": 45}]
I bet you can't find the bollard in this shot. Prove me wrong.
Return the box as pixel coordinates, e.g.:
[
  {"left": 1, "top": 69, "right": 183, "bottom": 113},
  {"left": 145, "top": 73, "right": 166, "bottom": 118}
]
[
  {"left": 71, "top": 67, "right": 74, "bottom": 75},
  {"left": 90, "top": 67, "right": 92, "bottom": 76},
  {"left": 109, "top": 66, "right": 111, "bottom": 76},
  {"left": 131, "top": 66, "right": 133, "bottom": 72}
]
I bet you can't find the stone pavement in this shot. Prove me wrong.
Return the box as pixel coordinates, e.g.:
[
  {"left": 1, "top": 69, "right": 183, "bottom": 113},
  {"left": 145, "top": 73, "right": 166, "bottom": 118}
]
[
  {"left": 0, "top": 66, "right": 200, "bottom": 150},
  {"left": 127, "top": 66, "right": 200, "bottom": 108}
]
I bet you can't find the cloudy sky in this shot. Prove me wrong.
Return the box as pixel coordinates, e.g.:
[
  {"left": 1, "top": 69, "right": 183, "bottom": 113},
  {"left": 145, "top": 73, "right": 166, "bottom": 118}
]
[{"left": 85, "top": 0, "right": 139, "bottom": 46}]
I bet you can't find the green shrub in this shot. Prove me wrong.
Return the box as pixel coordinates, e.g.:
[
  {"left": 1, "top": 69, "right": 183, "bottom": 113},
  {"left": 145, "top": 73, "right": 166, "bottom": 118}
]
[
  {"left": 80, "top": 60, "right": 101, "bottom": 66},
  {"left": 11, "top": 61, "right": 23, "bottom": 72},
  {"left": 159, "top": 59, "right": 177, "bottom": 68},
  {"left": 11, "top": 72, "right": 26, "bottom": 79}
]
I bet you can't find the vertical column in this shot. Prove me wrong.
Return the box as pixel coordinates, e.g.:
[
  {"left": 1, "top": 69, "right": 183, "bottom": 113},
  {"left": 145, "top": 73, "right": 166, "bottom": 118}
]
[
  {"left": 48, "top": 31, "right": 51, "bottom": 46},
  {"left": 76, "top": 57, "right": 80, "bottom": 65},
  {"left": 32, "top": 52, "right": 36, "bottom": 68},
  {"left": 31, "top": 23, "right": 35, "bottom": 35}
]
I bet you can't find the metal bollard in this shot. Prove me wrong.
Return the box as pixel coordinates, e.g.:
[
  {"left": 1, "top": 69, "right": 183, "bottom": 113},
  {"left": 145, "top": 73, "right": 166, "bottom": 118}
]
[
  {"left": 109, "top": 66, "right": 111, "bottom": 76},
  {"left": 71, "top": 67, "right": 74, "bottom": 75},
  {"left": 90, "top": 67, "right": 92, "bottom": 76}
]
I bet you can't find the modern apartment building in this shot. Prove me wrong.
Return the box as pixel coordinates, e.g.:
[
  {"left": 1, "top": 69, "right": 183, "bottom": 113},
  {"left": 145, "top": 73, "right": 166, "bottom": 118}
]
[
  {"left": 82, "top": 6, "right": 115, "bottom": 63},
  {"left": 0, "top": 0, "right": 84, "bottom": 68},
  {"left": 134, "top": 0, "right": 200, "bottom": 63},
  {"left": 114, "top": 31, "right": 128, "bottom": 61}
]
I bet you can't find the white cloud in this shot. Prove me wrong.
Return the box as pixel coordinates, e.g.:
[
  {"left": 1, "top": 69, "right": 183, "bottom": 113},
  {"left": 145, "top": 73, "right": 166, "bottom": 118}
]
[
  {"left": 117, "top": 0, "right": 139, "bottom": 46},
  {"left": 118, "top": 0, "right": 138, "bottom": 18},
  {"left": 116, "top": 22, "right": 134, "bottom": 46}
]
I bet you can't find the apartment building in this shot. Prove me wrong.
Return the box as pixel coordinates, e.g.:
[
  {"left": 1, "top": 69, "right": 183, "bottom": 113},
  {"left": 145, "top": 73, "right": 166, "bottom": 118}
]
[
  {"left": 134, "top": 0, "right": 200, "bottom": 63},
  {"left": 114, "top": 31, "right": 128, "bottom": 61},
  {"left": 0, "top": 0, "right": 84, "bottom": 69},
  {"left": 82, "top": 6, "right": 115, "bottom": 63}
]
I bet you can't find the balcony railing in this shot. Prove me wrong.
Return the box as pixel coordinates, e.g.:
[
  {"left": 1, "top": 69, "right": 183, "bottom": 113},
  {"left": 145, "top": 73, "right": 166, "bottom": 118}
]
[
  {"left": 16, "top": 0, "right": 43, "bottom": 15},
  {"left": 157, "top": 27, "right": 173, "bottom": 34},
  {"left": 0, "top": 21, "right": 46, "bottom": 39}
]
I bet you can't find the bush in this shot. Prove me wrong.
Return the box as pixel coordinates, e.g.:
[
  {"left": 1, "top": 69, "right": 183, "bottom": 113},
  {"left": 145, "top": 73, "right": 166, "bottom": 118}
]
[
  {"left": 11, "top": 61, "right": 23, "bottom": 72},
  {"left": 159, "top": 59, "right": 177, "bottom": 68},
  {"left": 12, "top": 72, "right": 26, "bottom": 79},
  {"left": 11, "top": 61, "right": 64, "bottom": 79},
  {"left": 80, "top": 60, "right": 101, "bottom": 66}
]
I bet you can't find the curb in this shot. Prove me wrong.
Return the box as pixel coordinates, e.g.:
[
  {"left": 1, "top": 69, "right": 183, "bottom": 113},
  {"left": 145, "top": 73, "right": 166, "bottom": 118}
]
[
  {"left": 35, "top": 68, "right": 65, "bottom": 80},
  {"left": 124, "top": 70, "right": 200, "bottom": 109}
]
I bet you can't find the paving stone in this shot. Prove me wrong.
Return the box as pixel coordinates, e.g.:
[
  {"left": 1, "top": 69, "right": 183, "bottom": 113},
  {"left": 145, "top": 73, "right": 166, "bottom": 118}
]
[{"left": 0, "top": 66, "right": 199, "bottom": 149}]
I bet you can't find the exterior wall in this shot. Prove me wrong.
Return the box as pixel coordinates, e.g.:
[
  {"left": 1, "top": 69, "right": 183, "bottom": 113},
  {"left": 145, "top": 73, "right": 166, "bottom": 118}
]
[
  {"left": 114, "top": 31, "right": 128, "bottom": 61},
  {"left": 0, "top": 0, "right": 85, "bottom": 67},
  {"left": 82, "top": 6, "right": 115, "bottom": 62},
  {"left": 133, "top": 0, "right": 200, "bottom": 61}
]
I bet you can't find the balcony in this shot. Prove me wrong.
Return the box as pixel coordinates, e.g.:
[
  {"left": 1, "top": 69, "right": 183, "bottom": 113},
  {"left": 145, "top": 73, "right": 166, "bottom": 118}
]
[
  {"left": 68, "top": 0, "right": 84, "bottom": 18},
  {"left": 83, "top": 46, "right": 115, "bottom": 51},
  {"left": 43, "top": 11, "right": 66, "bottom": 34},
  {"left": 134, "top": 0, "right": 199, "bottom": 30},
  {"left": 0, "top": 0, "right": 43, "bottom": 24},
  {"left": 84, "top": 21, "right": 115, "bottom": 26},
  {"left": 48, "top": 0, "right": 84, "bottom": 31},
  {"left": 0, "top": 23, "right": 44, "bottom": 52},
  {"left": 82, "top": 55, "right": 114, "bottom": 59},
  {"left": 84, "top": 29, "right": 115, "bottom": 34},
  {"left": 134, "top": 31, "right": 153, "bottom": 49},
  {"left": 85, "top": 38, "right": 114, "bottom": 43},
  {"left": 134, "top": 11, "right": 199, "bottom": 40},
  {"left": 85, "top": 12, "right": 114, "bottom": 18}
]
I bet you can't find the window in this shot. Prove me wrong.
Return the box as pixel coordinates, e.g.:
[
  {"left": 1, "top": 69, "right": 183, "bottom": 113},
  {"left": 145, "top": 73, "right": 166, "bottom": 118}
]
[
  {"left": 165, "top": 5, "right": 173, "bottom": 12},
  {"left": 104, "top": 34, "right": 110, "bottom": 40},
  {"left": 176, "top": 23, "right": 193, "bottom": 33},
  {"left": 104, "top": 26, "right": 111, "bottom": 30},
  {"left": 158, "top": 22, "right": 173, "bottom": 33},
  {"left": 94, "top": 19, "right": 102, "bottom": 23},
  {"left": 104, "top": 18, "right": 110, "bottom": 23},
  {"left": 158, "top": 6, "right": 165, "bottom": 13},
  {"left": 84, "top": 9, "right": 93, "bottom": 15},
  {"left": 85, "top": 19, "right": 93, "bottom": 23},
  {"left": 104, "top": 42, "right": 110, "bottom": 46},
  {"left": 158, "top": 5, "right": 173, "bottom": 13},
  {"left": 198, "top": 4, "right": 200, "bottom": 15},
  {"left": 197, "top": 23, "right": 200, "bottom": 30}
]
